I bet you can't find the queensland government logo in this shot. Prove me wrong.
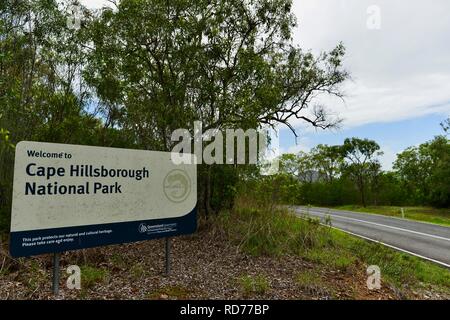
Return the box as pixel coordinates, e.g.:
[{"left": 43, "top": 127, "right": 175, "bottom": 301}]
[
  {"left": 138, "top": 222, "right": 177, "bottom": 234},
  {"left": 163, "top": 169, "right": 191, "bottom": 203},
  {"left": 138, "top": 223, "right": 148, "bottom": 233}
]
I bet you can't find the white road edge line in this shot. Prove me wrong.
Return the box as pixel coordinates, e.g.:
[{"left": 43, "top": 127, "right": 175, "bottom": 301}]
[
  {"left": 310, "top": 207, "right": 450, "bottom": 228},
  {"left": 299, "top": 209, "right": 450, "bottom": 242},
  {"left": 296, "top": 214, "right": 450, "bottom": 269},
  {"left": 328, "top": 225, "right": 450, "bottom": 269}
]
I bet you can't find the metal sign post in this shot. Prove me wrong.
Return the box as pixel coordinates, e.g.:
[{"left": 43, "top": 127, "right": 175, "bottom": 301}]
[
  {"left": 165, "top": 237, "right": 171, "bottom": 276},
  {"left": 52, "top": 252, "right": 61, "bottom": 296}
]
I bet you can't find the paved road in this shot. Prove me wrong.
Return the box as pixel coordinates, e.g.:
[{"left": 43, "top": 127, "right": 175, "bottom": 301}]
[{"left": 293, "top": 206, "right": 450, "bottom": 267}]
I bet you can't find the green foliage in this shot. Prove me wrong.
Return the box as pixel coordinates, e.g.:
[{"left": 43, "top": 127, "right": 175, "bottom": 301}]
[
  {"left": 304, "top": 247, "right": 355, "bottom": 271},
  {"left": 271, "top": 130, "right": 449, "bottom": 209},
  {"left": 394, "top": 135, "right": 450, "bottom": 207},
  {"left": 310, "top": 144, "right": 343, "bottom": 183},
  {"left": 275, "top": 138, "right": 386, "bottom": 208},
  {"left": 336, "top": 231, "right": 450, "bottom": 288},
  {"left": 238, "top": 275, "right": 270, "bottom": 297},
  {"left": 85, "top": 0, "right": 347, "bottom": 148},
  {"left": 80, "top": 265, "right": 109, "bottom": 289},
  {"left": 216, "top": 198, "right": 331, "bottom": 256},
  {"left": 217, "top": 198, "right": 450, "bottom": 290},
  {"left": 0, "top": 0, "right": 121, "bottom": 229},
  {"left": 205, "top": 164, "right": 240, "bottom": 213},
  {"left": 0, "top": 128, "right": 14, "bottom": 150},
  {"left": 297, "top": 179, "right": 359, "bottom": 206},
  {"left": 296, "top": 270, "right": 333, "bottom": 297},
  {"left": 341, "top": 138, "right": 383, "bottom": 207},
  {"left": 83, "top": 0, "right": 348, "bottom": 214},
  {"left": 130, "top": 263, "right": 146, "bottom": 280},
  {"left": 296, "top": 270, "right": 323, "bottom": 288},
  {"left": 0, "top": 127, "right": 14, "bottom": 232}
]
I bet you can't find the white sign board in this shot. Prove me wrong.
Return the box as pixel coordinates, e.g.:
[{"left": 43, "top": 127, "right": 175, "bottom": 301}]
[{"left": 10, "top": 141, "right": 197, "bottom": 257}]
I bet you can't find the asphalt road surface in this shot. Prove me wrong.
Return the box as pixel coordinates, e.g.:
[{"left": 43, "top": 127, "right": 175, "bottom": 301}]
[{"left": 294, "top": 206, "right": 450, "bottom": 268}]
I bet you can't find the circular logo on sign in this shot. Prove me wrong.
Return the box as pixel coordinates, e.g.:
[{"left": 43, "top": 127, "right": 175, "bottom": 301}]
[{"left": 163, "top": 169, "right": 191, "bottom": 203}]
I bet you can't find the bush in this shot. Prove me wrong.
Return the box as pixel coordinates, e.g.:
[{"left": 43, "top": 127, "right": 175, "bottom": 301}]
[
  {"left": 215, "top": 196, "right": 450, "bottom": 291},
  {"left": 238, "top": 275, "right": 270, "bottom": 296},
  {"left": 215, "top": 197, "right": 332, "bottom": 256},
  {"left": 80, "top": 265, "right": 109, "bottom": 289}
]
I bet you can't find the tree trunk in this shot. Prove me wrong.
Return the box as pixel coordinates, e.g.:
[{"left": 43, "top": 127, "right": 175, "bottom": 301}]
[{"left": 359, "top": 176, "right": 366, "bottom": 207}]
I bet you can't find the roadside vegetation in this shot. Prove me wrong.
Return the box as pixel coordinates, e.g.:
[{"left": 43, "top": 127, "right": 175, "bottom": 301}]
[
  {"left": 1, "top": 194, "right": 449, "bottom": 299},
  {"left": 215, "top": 195, "right": 450, "bottom": 294},
  {"left": 273, "top": 133, "right": 450, "bottom": 212},
  {"left": 238, "top": 275, "right": 270, "bottom": 297}
]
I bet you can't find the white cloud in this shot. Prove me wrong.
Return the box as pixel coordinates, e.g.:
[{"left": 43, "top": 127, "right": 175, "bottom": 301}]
[
  {"left": 281, "top": 138, "right": 311, "bottom": 155},
  {"left": 291, "top": 0, "right": 450, "bottom": 129},
  {"left": 79, "top": 0, "right": 450, "bottom": 129},
  {"left": 378, "top": 145, "right": 397, "bottom": 171}
]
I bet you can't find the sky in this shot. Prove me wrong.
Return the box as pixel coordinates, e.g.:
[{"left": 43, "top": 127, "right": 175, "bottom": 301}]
[
  {"left": 285, "top": 0, "right": 450, "bottom": 169},
  {"left": 80, "top": 0, "right": 450, "bottom": 169}
]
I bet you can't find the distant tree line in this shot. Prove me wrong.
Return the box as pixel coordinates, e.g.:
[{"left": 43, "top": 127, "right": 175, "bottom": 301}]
[{"left": 272, "top": 132, "right": 450, "bottom": 208}]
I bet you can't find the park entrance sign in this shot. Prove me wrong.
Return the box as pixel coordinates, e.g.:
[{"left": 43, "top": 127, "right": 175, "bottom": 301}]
[{"left": 10, "top": 141, "right": 197, "bottom": 257}]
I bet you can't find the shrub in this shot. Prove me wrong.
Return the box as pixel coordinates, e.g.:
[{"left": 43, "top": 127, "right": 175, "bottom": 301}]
[
  {"left": 214, "top": 196, "right": 333, "bottom": 256},
  {"left": 238, "top": 275, "right": 270, "bottom": 296}
]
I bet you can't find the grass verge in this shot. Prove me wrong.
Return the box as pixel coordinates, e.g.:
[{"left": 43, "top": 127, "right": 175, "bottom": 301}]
[
  {"left": 331, "top": 205, "right": 450, "bottom": 226},
  {"left": 215, "top": 201, "right": 450, "bottom": 295},
  {"left": 296, "top": 270, "right": 333, "bottom": 298},
  {"left": 80, "top": 265, "right": 109, "bottom": 289},
  {"left": 238, "top": 275, "right": 270, "bottom": 297}
]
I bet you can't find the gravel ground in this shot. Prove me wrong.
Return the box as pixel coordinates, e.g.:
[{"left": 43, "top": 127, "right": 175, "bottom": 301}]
[{"left": 0, "top": 226, "right": 447, "bottom": 300}]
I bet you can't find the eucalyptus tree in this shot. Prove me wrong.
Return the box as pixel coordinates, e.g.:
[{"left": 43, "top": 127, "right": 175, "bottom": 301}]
[
  {"left": 441, "top": 117, "right": 450, "bottom": 134},
  {"left": 0, "top": 0, "right": 98, "bottom": 228},
  {"left": 279, "top": 151, "right": 316, "bottom": 183},
  {"left": 84, "top": 0, "right": 348, "bottom": 213},
  {"left": 85, "top": 0, "right": 348, "bottom": 148},
  {"left": 394, "top": 135, "right": 450, "bottom": 207},
  {"left": 341, "top": 138, "right": 383, "bottom": 207},
  {"left": 310, "top": 144, "right": 343, "bottom": 183},
  {"left": 0, "top": 0, "right": 93, "bottom": 141}
]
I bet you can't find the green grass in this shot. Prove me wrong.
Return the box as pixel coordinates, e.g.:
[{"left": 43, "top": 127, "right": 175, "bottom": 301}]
[
  {"left": 216, "top": 206, "right": 331, "bottom": 256},
  {"left": 331, "top": 205, "right": 450, "bottom": 226},
  {"left": 130, "top": 263, "right": 146, "bottom": 280},
  {"left": 296, "top": 270, "right": 333, "bottom": 297},
  {"left": 304, "top": 247, "right": 356, "bottom": 271},
  {"left": 80, "top": 265, "right": 109, "bottom": 289},
  {"left": 331, "top": 229, "right": 450, "bottom": 288},
  {"left": 238, "top": 275, "right": 270, "bottom": 297},
  {"left": 296, "top": 270, "right": 323, "bottom": 288},
  {"left": 217, "top": 203, "right": 450, "bottom": 294}
]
